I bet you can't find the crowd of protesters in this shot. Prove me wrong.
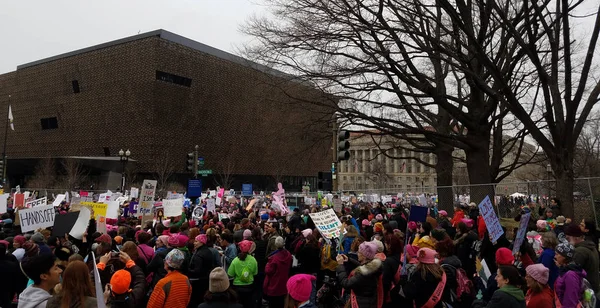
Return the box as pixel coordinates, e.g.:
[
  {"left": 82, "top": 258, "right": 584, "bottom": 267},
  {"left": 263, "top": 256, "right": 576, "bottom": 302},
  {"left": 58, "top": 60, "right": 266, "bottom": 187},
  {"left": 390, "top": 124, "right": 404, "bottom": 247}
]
[{"left": 0, "top": 194, "right": 599, "bottom": 308}]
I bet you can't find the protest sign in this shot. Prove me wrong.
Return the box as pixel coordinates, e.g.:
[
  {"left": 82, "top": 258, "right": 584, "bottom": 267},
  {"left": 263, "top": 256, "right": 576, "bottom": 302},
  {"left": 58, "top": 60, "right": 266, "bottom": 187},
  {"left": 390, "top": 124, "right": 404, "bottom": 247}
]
[
  {"left": 18, "top": 205, "right": 56, "bottom": 233},
  {"left": 52, "top": 194, "right": 66, "bottom": 207},
  {"left": 206, "top": 199, "right": 216, "bottom": 213},
  {"left": 512, "top": 212, "right": 531, "bottom": 255},
  {"left": 139, "top": 201, "right": 153, "bottom": 225},
  {"left": 218, "top": 213, "right": 229, "bottom": 221},
  {"left": 105, "top": 201, "right": 120, "bottom": 219},
  {"left": 333, "top": 199, "right": 342, "bottom": 212},
  {"left": 97, "top": 216, "right": 107, "bottom": 234},
  {"left": 478, "top": 195, "right": 504, "bottom": 242},
  {"left": 0, "top": 193, "right": 8, "bottom": 214},
  {"left": 81, "top": 202, "right": 107, "bottom": 218},
  {"left": 187, "top": 179, "right": 202, "bottom": 198},
  {"left": 130, "top": 187, "right": 139, "bottom": 199},
  {"left": 70, "top": 207, "right": 91, "bottom": 240},
  {"left": 128, "top": 201, "right": 138, "bottom": 214},
  {"left": 408, "top": 205, "right": 429, "bottom": 223},
  {"left": 309, "top": 209, "right": 343, "bottom": 239},
  {"left": 91, "top": 252, "right": 107, "bottom": 308},
  {"left": 242, "top": 184, "right": 253, "bottom": 196},
  {"left": 52, "top": 212, "right": 79, "bottom": 237},
  {"left": 246, "top": 198, "right": 258, "bottom": 211},
  {"left": 272, "top": 183, "right": 289, "bottom": 215},
  {"left": 140, "top": 180, "right": 158, "bottom": 202},
  {"left": 163, "top": 198, "right": 183, "bottom": 217},
  {"left": 98, "top": 193, "right": 111, "bottom": 203},
  {"left": 13, "top": 193, "right": 24, "bottom": 208},
  {"left": 419, "top": 194, "right": 427, "bottom": 206},
  {"left": 26, "top": 197, "right": 47, "bottom": 208},
  {"left": 216, "top": 188, "right": 225, "bottom": 206}
]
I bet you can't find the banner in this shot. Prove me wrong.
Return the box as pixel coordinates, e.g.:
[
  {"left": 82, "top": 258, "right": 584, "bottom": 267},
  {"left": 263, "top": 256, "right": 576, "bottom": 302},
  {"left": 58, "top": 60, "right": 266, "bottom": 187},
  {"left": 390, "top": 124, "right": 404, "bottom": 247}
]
[
  {"left": 26, "top": 197, "right": 47, "bottom": 208},
  {"left": 18, "top": 205, "right": 56, "bottom": 233},
  {"left": 512, "top": 212, "right": 531, "bottom": 255},
  {"left": 309, "top": 209, "right": 343, "bottom": 239},
  {"left": 81, "top": 202, "right": 107, "bottom": 218},
  {"left": 478, "top": 195, "right": 504, "bottom": 242},
  {"left": 163, "top": 198, "right": 183, "bottom": 217},
  {"left": 140, "top": 180, "right": 158, "bottom": 202}
]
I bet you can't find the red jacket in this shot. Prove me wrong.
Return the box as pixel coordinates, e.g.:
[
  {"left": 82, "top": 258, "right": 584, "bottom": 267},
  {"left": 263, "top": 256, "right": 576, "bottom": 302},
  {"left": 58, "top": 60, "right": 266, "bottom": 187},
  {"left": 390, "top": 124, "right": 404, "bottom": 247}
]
[
  {"left": 263, "top": 248, "right": 293, "bottom": 297},
  {"left": 526, "top": 285, "right": 554, "bottom": 308},
  {"left": 478, "top": 216, "right": 486, "bottom": 240},
  {"left": 451, "top": 210, "right": 465, "bottom": 227}
]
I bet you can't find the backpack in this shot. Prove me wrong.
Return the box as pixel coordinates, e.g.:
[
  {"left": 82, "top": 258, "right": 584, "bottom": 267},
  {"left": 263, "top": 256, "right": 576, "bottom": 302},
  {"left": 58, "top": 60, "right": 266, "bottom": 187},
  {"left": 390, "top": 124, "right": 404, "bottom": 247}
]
[
  {"left": 240, "top": 262, "right": 252, "bottom": 283},
  {"left": 581, "top": 278, "right": 597, "bottom": 308},
  {"left": 441, "top": 264, "right": 474, "bottom": 300}
]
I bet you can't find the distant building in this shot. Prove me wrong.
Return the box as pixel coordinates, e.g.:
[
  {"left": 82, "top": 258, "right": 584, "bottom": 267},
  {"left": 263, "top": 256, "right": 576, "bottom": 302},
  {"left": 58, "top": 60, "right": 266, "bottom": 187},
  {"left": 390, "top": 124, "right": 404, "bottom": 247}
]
[{"left": 0, "top": 30, "right": 332, "bottom": 190}]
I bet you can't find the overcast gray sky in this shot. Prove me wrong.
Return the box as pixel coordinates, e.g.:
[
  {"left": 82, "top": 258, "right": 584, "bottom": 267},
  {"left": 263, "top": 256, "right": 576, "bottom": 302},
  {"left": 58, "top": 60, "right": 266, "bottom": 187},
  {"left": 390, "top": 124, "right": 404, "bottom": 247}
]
[{"left": 0, "top": 0, "right": 264, "bottom": 74}]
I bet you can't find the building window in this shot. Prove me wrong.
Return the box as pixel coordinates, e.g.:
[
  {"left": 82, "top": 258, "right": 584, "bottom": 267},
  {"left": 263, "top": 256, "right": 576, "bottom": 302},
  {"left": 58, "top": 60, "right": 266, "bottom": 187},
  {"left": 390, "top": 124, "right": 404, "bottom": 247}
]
[
  {"left": 72, "top": 80, "right": 80, "bottom": 93},
  {"left": 156, "top": 71, "right": 192, "bottom": 87},
  {"left": 40, "top": 117, "right": 59, "bottom": 130}
]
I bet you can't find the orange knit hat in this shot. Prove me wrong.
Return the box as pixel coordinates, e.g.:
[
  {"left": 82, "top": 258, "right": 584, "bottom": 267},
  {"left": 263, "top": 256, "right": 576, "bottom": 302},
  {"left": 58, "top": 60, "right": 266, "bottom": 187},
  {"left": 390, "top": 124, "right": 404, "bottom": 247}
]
[{"left": 110, "top": 270, "right": 131, "bottom": 294}]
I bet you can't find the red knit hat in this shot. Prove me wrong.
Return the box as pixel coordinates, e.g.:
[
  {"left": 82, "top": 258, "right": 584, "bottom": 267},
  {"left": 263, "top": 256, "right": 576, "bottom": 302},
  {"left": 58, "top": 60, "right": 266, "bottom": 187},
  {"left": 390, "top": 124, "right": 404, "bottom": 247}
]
[
  {"left": 110, "top": 270, "right": 131, "bottom": 294},
  {"left": 495, "top": 247, "right": 514, "bottom": 265},
  {"left": 286, "top": 274, "right": 316, "bottom": 302},
  {"left": 95, "top": 234, "right": 112, "bottom": 244}
]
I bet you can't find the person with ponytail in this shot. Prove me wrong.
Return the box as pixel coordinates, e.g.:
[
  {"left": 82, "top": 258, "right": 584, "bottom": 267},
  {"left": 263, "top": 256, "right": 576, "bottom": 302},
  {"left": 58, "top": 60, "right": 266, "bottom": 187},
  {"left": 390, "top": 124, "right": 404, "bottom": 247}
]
[
  {"left": 227, "top": 240, "right": 258, "bottom": 308},
  {"left": 45, "top": 260, "right": 97, "bottom": 308}
]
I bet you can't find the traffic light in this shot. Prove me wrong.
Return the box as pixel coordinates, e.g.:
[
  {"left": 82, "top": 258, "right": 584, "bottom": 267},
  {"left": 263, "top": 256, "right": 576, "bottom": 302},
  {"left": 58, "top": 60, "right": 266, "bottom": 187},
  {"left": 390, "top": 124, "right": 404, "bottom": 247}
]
[
  {"left": 186, "top": 152, "right": 194, "bottom": 172},
  {"left": 337, "top": 130, "right": 350, "bottom": 161}
]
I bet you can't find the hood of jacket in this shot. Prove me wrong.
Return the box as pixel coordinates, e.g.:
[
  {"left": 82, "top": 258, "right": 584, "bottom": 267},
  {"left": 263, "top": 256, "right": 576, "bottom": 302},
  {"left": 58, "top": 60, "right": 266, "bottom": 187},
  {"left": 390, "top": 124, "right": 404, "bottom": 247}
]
[
  {"left": 441, "top": 255, "right": 462, "bottom": 268},
  {"left": 355, "top": 258, "right": 383, "bottom": 277},
  {"left": 498, "top": 285, "right": 525, "bottom": 301},
  {"left": 18, "top": 285, "right": 51, "bottom": 308},
  {"left": 559, "top": 262, "right": 586, "bottom": 277},
  {"left": 575, "top": 240, "right": 597, "bottom": 253},
  {"left": 269, "top": 248, "right": 292, "bottom": 264}
]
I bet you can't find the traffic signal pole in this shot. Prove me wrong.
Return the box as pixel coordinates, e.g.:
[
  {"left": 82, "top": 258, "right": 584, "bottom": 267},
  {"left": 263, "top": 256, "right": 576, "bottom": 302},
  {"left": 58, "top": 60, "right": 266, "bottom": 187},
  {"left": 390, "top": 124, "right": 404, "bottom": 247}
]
[
  {"left": 194, "top": 145, "right": 199, "bottom": 179},
  {"left": 332, "top": 121, "right": 338, "bottom": 192}
]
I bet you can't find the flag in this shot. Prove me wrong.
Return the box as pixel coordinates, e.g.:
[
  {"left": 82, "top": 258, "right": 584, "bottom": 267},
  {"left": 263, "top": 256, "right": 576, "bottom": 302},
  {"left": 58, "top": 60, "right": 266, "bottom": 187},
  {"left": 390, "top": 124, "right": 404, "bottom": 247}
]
[
  {"left": 401, "top": 162, "right": 406, "bottom": 172},
  {"left": 8, "top": 105, "right": 13, "bottom": 131}
]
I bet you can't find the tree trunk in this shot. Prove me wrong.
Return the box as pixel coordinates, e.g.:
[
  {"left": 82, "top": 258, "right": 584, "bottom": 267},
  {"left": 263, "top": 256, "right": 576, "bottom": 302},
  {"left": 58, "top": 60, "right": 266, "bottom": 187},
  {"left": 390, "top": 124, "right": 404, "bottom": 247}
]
[
  {"left": 555, "top": 170, "right": 575, "bottom": 220},
  {"left": 435, "top": 145, "right": 454, "bottom": 212},
  {"left": 465, "top": 136, "right": 495, "bottom": 206}
]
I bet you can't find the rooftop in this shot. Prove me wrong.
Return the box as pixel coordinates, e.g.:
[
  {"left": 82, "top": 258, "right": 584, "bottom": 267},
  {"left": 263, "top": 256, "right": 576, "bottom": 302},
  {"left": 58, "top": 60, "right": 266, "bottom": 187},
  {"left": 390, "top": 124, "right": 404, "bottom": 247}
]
[{"left": 16, "top": 29, "right": 288, "bottom": 78}]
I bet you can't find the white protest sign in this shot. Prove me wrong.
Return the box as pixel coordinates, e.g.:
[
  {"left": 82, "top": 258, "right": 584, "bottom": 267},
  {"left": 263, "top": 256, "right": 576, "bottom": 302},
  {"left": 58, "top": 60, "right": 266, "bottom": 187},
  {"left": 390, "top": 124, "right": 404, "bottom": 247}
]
[
  {"left": 140, "top": 180, "right": 158, "bottom": 202},
  {"left": 163, "top": 198, "right": 184, "bottom": 217},
  {"left": 512, "top": 212, "right": 531, "bottom": 255},
  {"left": 478, "top": 195, "right": 504, "bottom": 242},
  {"left": 24, "top": 191, "right": 31, "bottom": 201},
  {"left": 65, "top": 191, "right": 69, "bottom": 203},
  {"left": 105, "top": 201, "right": 120, "bottom": 219},
  {"left": 309, "top": 209, "right": 343, "bottom": 239},
  {"left": 18, "top": 205, "right": 56, "bottom": 233},
  {"left": 69, "top": 207, "right": 91, "bottom": 240},
  {"left": 52, "top": 195, "right": 66, "bottom": 207},
  {"left": 130, "top": 187, "right": 139, "bottom": 199},
  {"left": 206, "top": 199, "right": 216, "bottom": 213},
  {"left": 218, "top": 213, "right": 229, "bottom": 221},
  {"left": 333, "top": 199, "right": 342, "bottom": 212},
  {"left": 419, "top": 194, "right": 427, "bottom": 206},
  {"left": 96, "top": 216, "right": 107, "bottom": 234},
  {"left": 26, "top": 197, "right": 47, "bottom": 208},
  {"left": 91, "top": 252, "right": 107, "bottom": 308},
  {"left": 0, "top": 193, "right": 8, "bottom": 214}
]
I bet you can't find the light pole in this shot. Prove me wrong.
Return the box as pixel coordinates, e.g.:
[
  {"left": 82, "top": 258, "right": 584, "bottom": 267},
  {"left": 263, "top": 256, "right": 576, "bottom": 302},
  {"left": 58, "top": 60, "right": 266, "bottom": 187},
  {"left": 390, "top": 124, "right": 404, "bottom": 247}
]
[
  {"left": 546, "top": 163, "right": 552, "bottom": 206},
  {"left": 119, "top": 149, "right": 131, "bottom": 192}
]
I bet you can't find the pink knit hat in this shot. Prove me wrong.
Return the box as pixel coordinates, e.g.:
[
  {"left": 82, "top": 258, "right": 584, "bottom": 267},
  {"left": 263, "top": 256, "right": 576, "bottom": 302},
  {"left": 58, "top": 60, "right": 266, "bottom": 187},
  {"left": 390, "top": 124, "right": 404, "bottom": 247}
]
[
  {"left": 287, "top": 274, "right": 316, "bottom": 302},
  {"left": 438, "top": 210, "right": 448, "bottom": 217},
  {"left": 404, "top": 244, "right": 419, "bottom": 258},
  {"left": 417, "top": 248, "right": 437, "bottom": 264},
  {"left": 358, "top": 241, "right": 377, "bottom": 260},
  {"left": 408, "top": 221, "right": 417, "bottom": 230},
  {"left": 375, "top": 214, "right": 383, "bottom": 221},
  {"left": 157, "top": 235, "right": 169, "bottom": 246},
  {"left": 362, "top": 219, "right": 370, "bottom": 227},
  {"left": 301, "top": 229, "right": 312, "bottom": 238},
  {"left": 195, "top": 234, "right": 207, "bottom": 245},
  {"left": 526, "top": 264, "right": 549, "bottom": 285},
  {"left": 239, "top": 240, "right": 253, "bottom": 253},
  {"left": 460, "top": 218, "right": 474, "bottom": 228}
]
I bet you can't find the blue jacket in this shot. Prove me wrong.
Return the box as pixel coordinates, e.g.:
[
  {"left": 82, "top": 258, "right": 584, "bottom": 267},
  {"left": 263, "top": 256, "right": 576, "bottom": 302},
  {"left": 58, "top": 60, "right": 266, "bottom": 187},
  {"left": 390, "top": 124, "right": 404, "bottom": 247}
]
[
  {"left": 224, "top": 243, "right": 238, "bottom": 269},
  {"left": 538, "top": 248, "right": 559, "bottom": 289}
]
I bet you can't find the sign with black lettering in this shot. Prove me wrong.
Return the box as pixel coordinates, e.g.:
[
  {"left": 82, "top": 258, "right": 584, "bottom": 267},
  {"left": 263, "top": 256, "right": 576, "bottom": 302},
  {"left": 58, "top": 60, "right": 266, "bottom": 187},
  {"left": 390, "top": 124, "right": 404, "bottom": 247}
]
[
  {"left": 18, "top": 205, "right": 55, "bottom": 233},
  {"left": 25, "top": 197, "right": 47, "bottom": 208}
]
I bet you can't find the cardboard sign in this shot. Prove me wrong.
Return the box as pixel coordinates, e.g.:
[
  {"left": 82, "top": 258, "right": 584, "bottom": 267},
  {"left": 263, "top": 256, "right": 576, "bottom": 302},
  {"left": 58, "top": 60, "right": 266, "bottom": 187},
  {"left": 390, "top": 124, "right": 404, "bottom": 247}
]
[
  {"left": 512, "top": 212, "right": 531, "bottom": 255},
  {"left": 0, "top": 193, "right": 8, "bottom": 214},
  {"left": 478, "top": 195, "right": 504, "bottom": 242},
  {"left": 140, "top": 180, "right": 158, "bottom": 202},
  {"left": 18, "top": 205, "right": 56, "bottom": 233},
  {"left": 163, "top": 198, "right": 183, "bottom": 217},
  {"left": 246, "top": 198, "right": 258, "bottom": 211},
  {"left": 309, "top": 209, "right": 343, "bottom": 239},
  {"left": 97, "top": 216, "right": 107, "bottom": 234},
  {"left": 130, "top": 187, "right": 139, "bottom": 199},
  {"left": 52, "top": 194, "right": 66, "bottom": 207},
  {"left": 105, "top": 201, "right": 120, "bottom": 219},
  {"left": 13, "top": 193, "right": 24, "bottom": 208},
  {"left": 26, "top": 197, "right": 47, "bottom": 208},
  {"left": 81, "top": 202, "right": 107, "bottom": 218}
]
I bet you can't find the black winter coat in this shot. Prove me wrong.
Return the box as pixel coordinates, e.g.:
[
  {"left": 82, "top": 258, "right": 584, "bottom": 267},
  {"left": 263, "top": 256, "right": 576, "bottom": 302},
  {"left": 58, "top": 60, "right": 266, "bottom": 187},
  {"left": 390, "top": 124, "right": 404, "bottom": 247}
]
[
  {"left": 106, "top": 264, "right": 147, "bottom": 308},
  {"left": 400, "top": 268, "right": 445, "bottom": 308},
  {"left": 188, "top": 245, "right": 217, "bottom": 282},
  {"left": 337, "top": 258, "right": 383, "bottom": 308},
  {"left": 147, "top": 247, "right": 173, "bottom": 289}
]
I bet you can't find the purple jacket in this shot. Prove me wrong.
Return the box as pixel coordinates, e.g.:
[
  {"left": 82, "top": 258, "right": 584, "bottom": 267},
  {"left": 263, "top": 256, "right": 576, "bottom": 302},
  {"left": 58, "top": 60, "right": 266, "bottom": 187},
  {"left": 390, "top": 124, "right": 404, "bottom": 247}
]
[
  {"left": 555, "top": 264, "right": 586, "bottom": 307},
  {"left": 137, "top": 244, "right": 155, "bottom": 264}
]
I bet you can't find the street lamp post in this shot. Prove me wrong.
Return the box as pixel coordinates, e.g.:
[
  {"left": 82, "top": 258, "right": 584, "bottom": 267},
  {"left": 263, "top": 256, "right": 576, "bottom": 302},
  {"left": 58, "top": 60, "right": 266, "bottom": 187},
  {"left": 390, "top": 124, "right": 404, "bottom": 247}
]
[{"left": 119, "top": 149, "right": 131, "bottom": 192}]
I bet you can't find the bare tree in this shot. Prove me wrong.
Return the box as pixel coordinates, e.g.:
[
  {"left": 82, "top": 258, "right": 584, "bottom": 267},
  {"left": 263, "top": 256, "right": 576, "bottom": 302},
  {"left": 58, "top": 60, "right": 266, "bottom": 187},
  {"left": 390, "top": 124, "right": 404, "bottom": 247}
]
[
  {"left": 365, "top": 160, "right": 393, "bottom": 191},
  {"left": 215, "top": 160, "right": 236, "bottom": 190},
  {"left": 26, "top": 158, "right": 56, "bottom": 188},
  {"left": 154, "top": 151, "right": 177, "bottom": 195},
  {"left": 59, "top": 158, "right": 87, "bottom": 190},
  {"left": 243, "top": 0, "right": 537, "bottom": 208},
  {"left": 574, "top": 114, "right": 600, "bottom": 178}
]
